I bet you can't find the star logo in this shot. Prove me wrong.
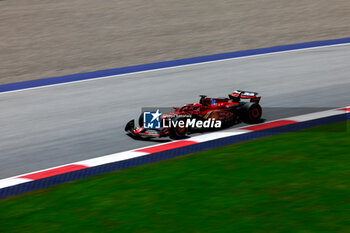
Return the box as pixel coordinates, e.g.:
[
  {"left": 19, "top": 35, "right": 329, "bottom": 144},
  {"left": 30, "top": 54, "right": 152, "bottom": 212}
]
[{"left": 150, "top": 109, "right": 161, "bottom": 122}]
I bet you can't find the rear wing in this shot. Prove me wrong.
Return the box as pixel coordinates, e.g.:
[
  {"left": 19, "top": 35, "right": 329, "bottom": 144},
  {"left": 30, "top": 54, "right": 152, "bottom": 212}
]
[{"left": 229, "top": 90, "right": 261, "bottom": 103}]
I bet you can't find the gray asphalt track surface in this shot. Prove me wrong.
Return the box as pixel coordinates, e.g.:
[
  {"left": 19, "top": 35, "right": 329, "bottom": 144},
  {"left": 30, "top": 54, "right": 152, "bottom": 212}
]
[{"left": 0, "top": 44, "right": 349, "bottom": 179}]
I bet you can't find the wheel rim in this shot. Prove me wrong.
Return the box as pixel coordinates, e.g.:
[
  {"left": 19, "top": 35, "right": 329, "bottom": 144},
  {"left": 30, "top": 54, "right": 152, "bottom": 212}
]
[
  {"left": 177, "top": 125, "right": 186, "bottom": 134},
  {"left": 251, "top": 107, "right": 260, "bottom": 119}
]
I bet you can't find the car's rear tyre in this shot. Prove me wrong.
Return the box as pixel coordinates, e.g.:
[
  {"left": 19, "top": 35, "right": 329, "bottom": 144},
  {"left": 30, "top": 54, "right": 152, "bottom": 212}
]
[
  {"left": 169, "top": 118, "right": 188, "bottom": 139},
  {"left": 241, "top": 103, "right": 262, "bottom": 123}
]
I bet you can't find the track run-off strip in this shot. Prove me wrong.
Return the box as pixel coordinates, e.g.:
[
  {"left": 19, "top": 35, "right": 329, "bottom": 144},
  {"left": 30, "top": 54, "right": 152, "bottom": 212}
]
[
  {"left": 0, "top": 107, "right": 348, "bottom": 198},
  {"left": 0, "top": 38, "right": 349, "bottom": 94}
]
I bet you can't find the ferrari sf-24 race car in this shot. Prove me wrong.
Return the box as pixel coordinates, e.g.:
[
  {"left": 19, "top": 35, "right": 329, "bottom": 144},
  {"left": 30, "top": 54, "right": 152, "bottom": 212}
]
[{"left": 125, "top": 90, "right": 262, "bottom": 139}]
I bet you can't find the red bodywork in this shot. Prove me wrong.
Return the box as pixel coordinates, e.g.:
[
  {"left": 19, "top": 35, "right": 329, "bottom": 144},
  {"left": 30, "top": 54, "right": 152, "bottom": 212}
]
[{"left": 125, "top": 90, "right": 261, "bottom": 138}]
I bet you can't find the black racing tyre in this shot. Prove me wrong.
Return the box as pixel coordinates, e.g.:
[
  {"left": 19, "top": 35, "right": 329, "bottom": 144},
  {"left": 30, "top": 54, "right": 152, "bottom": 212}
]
[
  {"left": 125, "top": 119, "right": 135, "bottom": 132},
  {"left": 138, "top": 113, "right": 144, "bottom": 127},
  {"left": 241, "top": 102, "right": 262, "bottom": 123},
  {"left": 169, "top": 118, "right": 188, "bottom": 139}
]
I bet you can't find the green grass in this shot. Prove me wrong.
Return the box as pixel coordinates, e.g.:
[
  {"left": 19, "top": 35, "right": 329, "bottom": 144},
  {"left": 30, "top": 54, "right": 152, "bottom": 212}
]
[{"left": 0, "top": 121, "right": 349, "bottom": 233}]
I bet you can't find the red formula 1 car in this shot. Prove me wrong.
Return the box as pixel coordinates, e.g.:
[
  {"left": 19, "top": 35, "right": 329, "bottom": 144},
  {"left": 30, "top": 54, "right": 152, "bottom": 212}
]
[{"left": 125, "top": 90, "right": 262, "bottom": 139}]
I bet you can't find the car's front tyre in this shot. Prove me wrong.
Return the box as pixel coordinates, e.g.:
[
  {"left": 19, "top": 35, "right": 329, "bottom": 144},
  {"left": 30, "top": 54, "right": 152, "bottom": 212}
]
[{"left": 169, "top": 117, "right": 188, "bottom": 139}]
